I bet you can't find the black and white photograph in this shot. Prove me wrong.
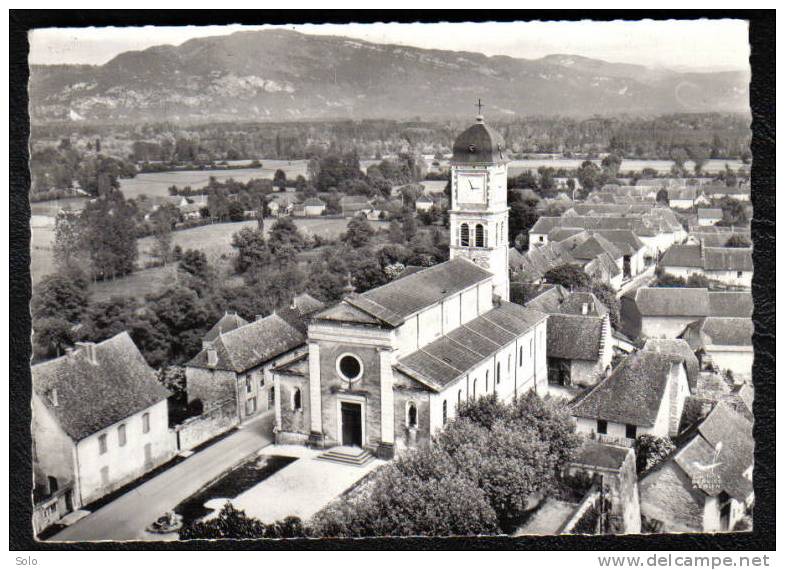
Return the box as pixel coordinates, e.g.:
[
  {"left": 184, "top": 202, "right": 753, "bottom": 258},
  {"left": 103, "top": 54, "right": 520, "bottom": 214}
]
[{"left": 8, "top": 10, "right": 775, "bottom": 552}]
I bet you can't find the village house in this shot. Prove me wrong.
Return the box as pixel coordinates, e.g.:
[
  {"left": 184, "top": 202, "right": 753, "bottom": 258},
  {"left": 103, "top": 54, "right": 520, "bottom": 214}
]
[
  {"left": 564, "top": 440, "right": 641, "bottom": 534},
  {"left": 339, "top": 194, "right": 373, "bottom": 218},
  {"left": 620, "top": 287, "right": 712, "bottom": 340},
  {"left": 524, "top": 289, "right": 614, "bottom": 390},
  {"left": 415, "top": 195, "right": 435, "bottom": 212},
  {"left": 32, "top": 333, "right": 173, "bottom": 534},
  {"left": 667, "top": 187, "right": 697, "bottom": 209},
  {"left": 660, "top": 244, "right": 753, "bottom": 288},
  {"left": 639, "top": 403, "right": 753, "bottom": 533},
  {"left": 697, "top": 208, "right": 723, "bottom": 226},
  {"left": 679, "top": 317, "right": 754, "bottom": 382},
  {"left": 185, "top": 294, "right": 325, "bottom": 425},
  {"left": 642, "top": 338, "right": 701, "bottom": 390},
  {"left": 299, "top": 197, "right": 326, "bottom": 217},
  {"left": 267, "top": 194, "right": 298, "bottom": 217},
  {"left": 272, "top": 116, "right": 549, "bottom": 458},
  {"left": 570, "top": 350, "right": 691, "bottom": 443}
]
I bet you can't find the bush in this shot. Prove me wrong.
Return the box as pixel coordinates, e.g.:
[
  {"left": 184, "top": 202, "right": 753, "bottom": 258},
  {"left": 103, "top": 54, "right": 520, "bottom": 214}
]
[{"left": 635, "top": 434, "right": 675, "bottom": 474}]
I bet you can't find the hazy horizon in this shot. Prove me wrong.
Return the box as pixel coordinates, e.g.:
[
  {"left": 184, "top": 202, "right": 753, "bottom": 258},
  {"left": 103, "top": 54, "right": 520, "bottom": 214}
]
[{"left": 29, "top": 20, "right": 750, "bottom": 73}]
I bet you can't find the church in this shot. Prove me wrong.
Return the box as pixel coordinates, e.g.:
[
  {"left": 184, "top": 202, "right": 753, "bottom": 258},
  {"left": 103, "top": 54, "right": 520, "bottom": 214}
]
[{"left": 272, "top": 114, "right": 549, "bottom": 458}]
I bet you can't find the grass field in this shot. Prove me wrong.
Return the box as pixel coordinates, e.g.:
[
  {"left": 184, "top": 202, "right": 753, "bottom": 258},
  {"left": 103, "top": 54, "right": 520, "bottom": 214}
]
[
  {"left": 31, "top": 216, "right": 390, "bottom": 300},
  {"left": 118, "top": 160, "right": 310, "bottom": 200}
]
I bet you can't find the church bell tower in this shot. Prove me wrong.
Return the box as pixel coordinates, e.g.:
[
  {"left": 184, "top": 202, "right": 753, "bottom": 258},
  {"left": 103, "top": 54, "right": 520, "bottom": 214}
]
[{"left": 449, "top": 104, "right": 510, "bottom": 301}]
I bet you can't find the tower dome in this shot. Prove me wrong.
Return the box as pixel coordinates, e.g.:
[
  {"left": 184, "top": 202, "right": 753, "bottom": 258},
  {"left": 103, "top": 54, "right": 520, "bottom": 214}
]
[{"left": 451, "top": 115, "right": 507, "bottom": 165}]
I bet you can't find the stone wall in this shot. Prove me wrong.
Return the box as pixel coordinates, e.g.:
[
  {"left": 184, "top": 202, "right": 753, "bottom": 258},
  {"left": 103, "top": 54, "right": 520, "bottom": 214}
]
[
  {"left": 186, "top": 366, "right": 236, "bottom": 409},
  {"left": 175, "top": 398, "right": 238, "bottom": 452}
]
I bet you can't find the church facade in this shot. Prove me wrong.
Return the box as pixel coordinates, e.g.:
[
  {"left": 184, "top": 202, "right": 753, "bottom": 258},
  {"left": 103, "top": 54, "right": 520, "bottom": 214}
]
[{"left": 272, "top": 116, "right": 548, "bottom": 458}]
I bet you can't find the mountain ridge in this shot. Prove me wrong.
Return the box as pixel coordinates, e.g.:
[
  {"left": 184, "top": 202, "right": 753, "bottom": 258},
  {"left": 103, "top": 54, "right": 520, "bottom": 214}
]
[{"left": 29, "top": 29, "right": 750, "bottom": 124}]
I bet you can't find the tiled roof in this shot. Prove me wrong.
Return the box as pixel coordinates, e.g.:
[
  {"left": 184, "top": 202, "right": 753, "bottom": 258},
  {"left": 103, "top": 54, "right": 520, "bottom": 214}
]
[
  {"left": 32, "top": 333, "right": 170, "bottom": 441},
  {"left": 672, "top": 403, "right": 753, "bottom": 501},
  {"left": 521, "top": 284, "right": 570, "bottom": 313},
  {"left": 312, "top": 301, "right": 387, "bottom": 326},
  {"left": 703, "top": 247, "right": 753, "bottom": 271},
  {"left": 187, "top": 314, "right": 306, "bottom": 372},
  {"left": 631, "top": 287, "right": 710, "bottom": 317},
  {"left": 302, "top": 197, "right": 326, "bottom": 207},
  {"left": 344, "top": 257, "right": 493, "bottom": 327},
  {"left": 559, "top": 292, "right": 609, "bottom": 317},
  {"left": 681, "top": 317, "right": 753, "bottom": 348},
  {"left": 275, "top": 293, "right": 326, "bottom": 333},
  {"left": 661, "top": 245, "right": 703, "bottom": 268},
  {"left": 571, "top": 439, "right": 632, "bottom": 471},
  {"left": 339, "top": 195, "right": 372, "bottom": 206},
  {"left": 570, "top": 351, "right": 684, "bottom": 427},
  {"left": 395, "top": 302, "right": 546, "bottom": 390},
  {"left": 203, "top": 312, "right": 249, "bottom": 343},
  {"left": 591, "top": 229, "right": 645, "bottom": 254},
  {"left": 708, "top": 292, "right": 753, "bottom": 318},
  {"left": 643, "top": 338, "right": 700, "bottom": 390},
  {"left": 547, "top": 314, "right": 604, "bottom": 361},
  {"left": 570, "top": 235, "right": 623, "bottom": 262}
]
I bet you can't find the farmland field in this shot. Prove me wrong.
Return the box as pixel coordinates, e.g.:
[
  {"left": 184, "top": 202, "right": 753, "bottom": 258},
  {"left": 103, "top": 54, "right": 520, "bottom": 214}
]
[
  {"left": 31, "top": 216, "right": 390, "bottom": 299},
  {"left": 118, "top": 159, "right": 310, "bottom": 200}
]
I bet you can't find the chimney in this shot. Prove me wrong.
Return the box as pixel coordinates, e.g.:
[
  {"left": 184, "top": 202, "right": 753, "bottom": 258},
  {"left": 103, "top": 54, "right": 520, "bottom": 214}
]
[
  {"left": 290, "top": 298, "right": 297, "bottom": 310},
  {"left": 255, "top": 314, "right": 264, "bottom": 321},
  {"left": 207, "top": 347, "right": 218, "bottom": 367},
  {"left": 75, "top": 341, "right": 97, "bottom": 365},
  {"left": 581, "top": 302, "right": 589, "bottom": 315}
]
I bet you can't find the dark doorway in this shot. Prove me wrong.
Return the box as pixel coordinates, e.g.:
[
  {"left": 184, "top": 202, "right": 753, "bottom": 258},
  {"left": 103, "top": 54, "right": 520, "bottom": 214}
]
[
  {"left": 341, "top": 402, "right": 362, "bottom": 447},
  {"left": 719, "top": 491, "right": 732, "bottom": 531}
]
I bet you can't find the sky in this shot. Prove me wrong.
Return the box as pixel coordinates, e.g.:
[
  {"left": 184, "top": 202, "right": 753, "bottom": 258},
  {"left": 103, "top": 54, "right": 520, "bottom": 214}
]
[{"left": 28, "top": 19, "right": 750, "bottom": 72}]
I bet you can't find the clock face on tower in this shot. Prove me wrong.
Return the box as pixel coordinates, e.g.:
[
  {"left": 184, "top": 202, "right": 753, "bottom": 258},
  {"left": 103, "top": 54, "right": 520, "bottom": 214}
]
[{"left": 456, "top": 174, "right": 486, "bottom": 204}]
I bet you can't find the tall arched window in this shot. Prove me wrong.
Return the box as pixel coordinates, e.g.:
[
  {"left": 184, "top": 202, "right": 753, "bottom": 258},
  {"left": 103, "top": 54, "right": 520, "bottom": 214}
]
[
  {"left": 519, "top": 346, "right": 523, "bottom": 366},
  {"left": 460, "top": 223, "right": 470, "bottom": 246},
  {"left": 485, "top": 370, "right": 489, "bottom": 392},
  {"left": 458, "top": 389, "right": 462, "bottom": 406},
  {"left": 508, "top": 354, "right": 511, "bottom": 372},
  {"left": 475, "top": 224, "right": 485, "bottom": 247},
  {"left": 407, "top": 402, "right": 418, "bottom": 428},
  {"left": 530, "top": 339, "right": 534, "bottom": 357},
  {"left": 473, "top": 378, "right": 478, "bottom": 398},
  {"left": 442, "top": 400, "right": 448, "bottom": 425},
  {"left": 293, "top": 388, "right": 302, "bottom": 411},
  {"left": 496, "top": 362, "right": 501, "bottom": 385}
]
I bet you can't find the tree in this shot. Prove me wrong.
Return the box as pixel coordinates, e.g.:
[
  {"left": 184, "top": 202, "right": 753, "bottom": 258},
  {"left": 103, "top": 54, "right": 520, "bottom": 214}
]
[
  {"left": 231, "top": 227, "right": 270, "bottom": 274},
  {"left": 267, "top": 217, "right": 306, "bottom": 263},
  {"left": 227, "top": 201, "right": 245, "bottom": 222},
  {"left": 52, "top": 209, "right": 87, "bottom": 273},
  {"left": 508, "top": 196, "right": 540, "bottom": 246},
  {"left": 717, "top": 196, "right": 749, "bottom": 227},
  {"left": 273, "top": 169, "right": 287, "bottom": 190},
  {"left": 343, "top": 217, "right": 374, "bottom": 248},
  {"left": 686, "top": 274, "right": 711, "bottom": 288},
  {"left": 655, "top": 188, "right": 669, "bottom": 205},
  {"left": 670, "top": 147, "right": 689, "bottom": 175},
  {"left": 149, "top": 203, "right": 179, "bottom": 266},
  {"left": 33, "top": 317, "right": 75, "bottom": 358},
  {"left": 387, "top": 219, "right": 405, "bottom": 244},
  {"left": 654, "top": 272, "right": 687, "bottom": 288},
  {"left": 179, "top": 249, "right": 214, "bottom": 295},
  {"left": 689, "top": 145, "right": 710, "bottom": 175},
  {"left": 601, "top": 152, "right": 623, "bottom": 178},
  {"left": 544, "top": 264, "right": 591, "bottom": 290},
  {"left": 576, "top": 161, "right": 603, "bottom": 194},
  {"left": 81, "top": 190, "right": 139, "bottom": 279},
  {"left": 635, "top": 434, "right": 675, "bottom": 474},
  {"left": 32, "top": 273, "right": 89, "bottom": 323}
]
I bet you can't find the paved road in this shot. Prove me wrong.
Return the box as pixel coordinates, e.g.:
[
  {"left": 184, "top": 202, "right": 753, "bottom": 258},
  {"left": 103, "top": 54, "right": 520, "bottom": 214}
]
[{"left": 51, "top": 412, "right": 275, "bottom": 542}]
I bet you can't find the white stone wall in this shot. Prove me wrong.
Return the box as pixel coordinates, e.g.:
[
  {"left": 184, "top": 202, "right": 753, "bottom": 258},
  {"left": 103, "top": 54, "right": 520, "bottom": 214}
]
[
  {"left": 709, "top": 348, "right": 753, "bottom": 380},
  {"left": 641, "top": 316, "right": 699, "bottom": 340},
  {"left": 75, "top": 399, "right": 174, "bottom": 505}
]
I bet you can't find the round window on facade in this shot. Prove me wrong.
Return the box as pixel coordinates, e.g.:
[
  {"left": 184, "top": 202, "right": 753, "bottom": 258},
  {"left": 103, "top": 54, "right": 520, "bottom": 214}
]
[{"left": 337, "top": 353, "right": 363, "bottom": 382}]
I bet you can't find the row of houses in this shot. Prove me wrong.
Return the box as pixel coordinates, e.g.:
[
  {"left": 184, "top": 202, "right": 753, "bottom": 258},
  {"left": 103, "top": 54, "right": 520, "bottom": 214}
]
[
  {"left": 660, "top": 243, "right": 753, "bottom": 288},
  {"left": 620, "top": 288, "right": 753, "bottom": 381}
]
